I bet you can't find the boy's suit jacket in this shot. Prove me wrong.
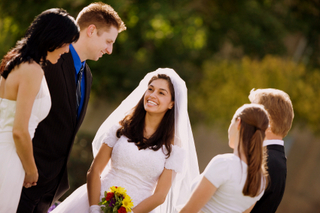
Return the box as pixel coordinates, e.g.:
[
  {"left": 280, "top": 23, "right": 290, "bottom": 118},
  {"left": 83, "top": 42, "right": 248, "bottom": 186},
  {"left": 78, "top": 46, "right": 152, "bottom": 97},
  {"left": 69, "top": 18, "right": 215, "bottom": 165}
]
[
  {"left": 20, "top": 51, "right": 92, "bottom": 211},
  {"left": 251, "top": 145, "right": 287, "bottom": 213}
]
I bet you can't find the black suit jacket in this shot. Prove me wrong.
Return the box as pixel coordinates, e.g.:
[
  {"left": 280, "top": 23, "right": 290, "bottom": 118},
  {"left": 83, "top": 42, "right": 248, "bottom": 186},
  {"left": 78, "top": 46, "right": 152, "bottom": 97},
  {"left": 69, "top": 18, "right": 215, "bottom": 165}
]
[
  {"left": 21, "top": 51, "right": 92, "bottom": 208},
  {"left": 251, "top": 145, "right": 287, "bottom": 213}
]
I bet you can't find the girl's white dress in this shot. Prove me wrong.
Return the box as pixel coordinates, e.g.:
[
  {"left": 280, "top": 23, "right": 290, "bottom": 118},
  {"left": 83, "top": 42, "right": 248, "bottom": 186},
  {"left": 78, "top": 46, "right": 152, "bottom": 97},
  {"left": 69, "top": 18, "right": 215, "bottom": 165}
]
[
  {"left": 52, "top": 124, "right": 184, "bottom": 213},
  {"left": 198, "top": 154, "right": 265, "bottom": 213},
  {"left": 0, "top": 76, "right": 51, "bottom": 212}
]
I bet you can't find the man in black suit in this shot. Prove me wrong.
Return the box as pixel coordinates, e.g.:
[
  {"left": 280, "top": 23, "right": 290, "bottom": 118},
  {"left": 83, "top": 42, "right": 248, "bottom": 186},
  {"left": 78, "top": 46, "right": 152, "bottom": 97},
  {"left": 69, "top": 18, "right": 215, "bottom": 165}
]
[
  {"left": 17, "top": 3, "right": 126, "bottom": 212},
  {"left": 249, "top": 88, "right": 294, "bottom": 213}
]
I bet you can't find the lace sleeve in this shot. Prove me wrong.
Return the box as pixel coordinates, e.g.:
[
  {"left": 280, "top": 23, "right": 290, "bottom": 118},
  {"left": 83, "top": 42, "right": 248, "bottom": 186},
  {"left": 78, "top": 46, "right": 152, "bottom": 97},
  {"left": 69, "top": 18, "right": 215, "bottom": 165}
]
[
  {"left": 165, "top": 145, "right": 186, "bottom": 173},
  {"left": 102, "top": 124, "right": 121, "bottom": 148}
]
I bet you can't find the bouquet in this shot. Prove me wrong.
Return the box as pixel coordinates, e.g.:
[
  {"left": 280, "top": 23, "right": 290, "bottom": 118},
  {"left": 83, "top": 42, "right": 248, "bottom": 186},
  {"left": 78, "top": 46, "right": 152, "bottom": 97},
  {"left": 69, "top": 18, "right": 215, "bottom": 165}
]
[{"left": 99, "top": 186, "right": 134, "bottom": 213}]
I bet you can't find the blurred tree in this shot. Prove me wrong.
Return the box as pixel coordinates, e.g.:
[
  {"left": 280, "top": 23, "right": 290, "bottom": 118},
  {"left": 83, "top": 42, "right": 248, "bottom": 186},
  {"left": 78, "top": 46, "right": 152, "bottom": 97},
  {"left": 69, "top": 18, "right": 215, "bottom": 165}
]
[
  {"left": 1, "top": 0, "right": 319, "bottom": 97},
  {"left": 191, "top": 55, "right": 320, "bottom": 132},
  {"left": 87, "top": 0, "right": 207, "bottom": 101},
  {"left": 191, "top": 0, "right": 288, "bottom": 58},
  {"left": 1, "top": 0, "right": 319, "bottom": 129},
  {"left": 0, "top": 16, "right": 19, "bottom": 57},
  {"left": 283, "top": 0, "right": 320, "bottom": 67}
]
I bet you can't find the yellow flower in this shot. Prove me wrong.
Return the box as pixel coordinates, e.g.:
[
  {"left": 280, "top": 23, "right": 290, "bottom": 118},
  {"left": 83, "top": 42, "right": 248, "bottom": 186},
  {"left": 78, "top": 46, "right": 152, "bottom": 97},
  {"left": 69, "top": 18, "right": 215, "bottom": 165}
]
[
  {"left": 110, "top": 186, "right": 118, "bottom": 193},
  {"left": 110, "top": 186, "right": 127, "bottom": 197},
  {"left": 122, "top": 194, "right": 134, "bottom": 212}
]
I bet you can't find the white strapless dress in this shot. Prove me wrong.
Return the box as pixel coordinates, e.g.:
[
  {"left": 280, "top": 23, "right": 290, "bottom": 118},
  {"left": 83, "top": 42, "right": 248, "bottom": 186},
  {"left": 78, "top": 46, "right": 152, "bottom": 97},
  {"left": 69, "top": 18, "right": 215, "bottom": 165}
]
[
  {"left": 52, "top": 125, "right": 184, "bottom": 213},
  {"left": 0, "top": 76, "right": 51, "bottom": 212}
]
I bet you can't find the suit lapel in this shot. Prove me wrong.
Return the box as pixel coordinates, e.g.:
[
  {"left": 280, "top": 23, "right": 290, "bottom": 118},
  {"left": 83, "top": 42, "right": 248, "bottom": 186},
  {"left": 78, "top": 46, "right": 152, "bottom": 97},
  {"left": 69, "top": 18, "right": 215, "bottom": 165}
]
[
  {"left": 61, "top": 52, "right": 77, "bottom": 127},
  {"left": 75, "top": 64, "right": 92, "bottom": 130},
  {"left": 83, "top": 64, "right": 92, "bottom": 108}
]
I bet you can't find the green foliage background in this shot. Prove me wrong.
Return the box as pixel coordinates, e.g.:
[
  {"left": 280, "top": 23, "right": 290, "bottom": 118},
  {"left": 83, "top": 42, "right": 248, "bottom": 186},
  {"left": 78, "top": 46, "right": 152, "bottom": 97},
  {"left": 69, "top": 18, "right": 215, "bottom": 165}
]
[
  {"left": 192, "top": 56, "right": 320, "bottom": 131},
  {"left": 1, "top": 0, "right": 319, "bottom": 203},
  {"left": 1, "top": 0, "right": 319, "bottom": 128}
]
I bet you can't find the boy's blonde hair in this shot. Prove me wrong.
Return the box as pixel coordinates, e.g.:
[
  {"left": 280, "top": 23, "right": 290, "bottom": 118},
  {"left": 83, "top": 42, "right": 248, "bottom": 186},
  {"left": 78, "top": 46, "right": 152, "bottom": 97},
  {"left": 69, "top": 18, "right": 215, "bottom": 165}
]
[{"left": 249, "top": 88, "right": 294, "bottom": 138}]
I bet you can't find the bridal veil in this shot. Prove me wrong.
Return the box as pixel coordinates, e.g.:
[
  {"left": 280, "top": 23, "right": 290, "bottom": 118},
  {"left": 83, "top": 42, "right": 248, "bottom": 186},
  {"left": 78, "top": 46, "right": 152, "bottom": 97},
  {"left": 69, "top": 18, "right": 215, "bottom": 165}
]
[{"left": 92, "top": 68, "right": 199, "bottom": 212}]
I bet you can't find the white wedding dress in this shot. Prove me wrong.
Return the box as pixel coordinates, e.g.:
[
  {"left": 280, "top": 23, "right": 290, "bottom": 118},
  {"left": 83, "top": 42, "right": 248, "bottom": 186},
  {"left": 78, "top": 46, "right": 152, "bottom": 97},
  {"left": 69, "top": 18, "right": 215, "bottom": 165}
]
[
  {"left": 0, "top": 76, "right": 51, "bottom": 212},
  {"left": 52, "top": 124, "right": 185, "bottom": 213}
]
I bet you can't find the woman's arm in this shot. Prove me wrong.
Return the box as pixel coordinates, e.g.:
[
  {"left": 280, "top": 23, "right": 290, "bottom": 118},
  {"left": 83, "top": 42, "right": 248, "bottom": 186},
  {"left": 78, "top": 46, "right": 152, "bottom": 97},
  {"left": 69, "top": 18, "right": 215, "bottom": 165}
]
[
  {"left": 179, "top": 176, "right": 217, "bottom": 213},
  {"left": 131, "top": 168, "right": 173, "bottom": 213},
  {"left": 87, "top": 143, "right": 113, "bottom": 206},
  {"left": 12, "top": 63, "right": 43, "bottom": 188}
]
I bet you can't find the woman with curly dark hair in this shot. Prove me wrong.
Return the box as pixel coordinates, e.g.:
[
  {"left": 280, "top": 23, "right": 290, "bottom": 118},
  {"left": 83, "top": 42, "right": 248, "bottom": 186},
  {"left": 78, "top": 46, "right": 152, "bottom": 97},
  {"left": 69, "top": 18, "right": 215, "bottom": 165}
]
[{"left": 0, "top": 8, "right": 79, "bottom": 212}]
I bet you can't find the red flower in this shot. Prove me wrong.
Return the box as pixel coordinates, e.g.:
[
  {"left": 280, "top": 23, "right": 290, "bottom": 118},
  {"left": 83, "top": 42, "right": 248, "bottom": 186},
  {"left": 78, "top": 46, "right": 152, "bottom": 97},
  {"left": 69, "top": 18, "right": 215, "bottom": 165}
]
[
  {"left": 118, "top": 206, "right": 126, "bottom": 213},
  {"left": 106, "top": 192, "right": 114, "bottom": 201}
]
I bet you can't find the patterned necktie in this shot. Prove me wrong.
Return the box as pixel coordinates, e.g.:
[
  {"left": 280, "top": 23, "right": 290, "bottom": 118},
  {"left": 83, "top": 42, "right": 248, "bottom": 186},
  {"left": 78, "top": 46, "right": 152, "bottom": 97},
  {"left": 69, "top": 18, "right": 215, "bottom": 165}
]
[{"left": 76, "top": 65, "right": 84, "bottom": 111}]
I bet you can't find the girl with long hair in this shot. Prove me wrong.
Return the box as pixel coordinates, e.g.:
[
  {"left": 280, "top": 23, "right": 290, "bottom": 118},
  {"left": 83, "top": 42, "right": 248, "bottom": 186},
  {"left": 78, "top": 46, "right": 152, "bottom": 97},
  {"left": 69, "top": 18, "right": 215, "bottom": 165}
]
[
  {"left": 51, "top": 68, "right": 199, "bottom": 213},
  {"left": 0, "top": 8, "right": 79, "bottom": 212},
  {"left": 180, "top": 103, "right": 269, "bottom": 213}
]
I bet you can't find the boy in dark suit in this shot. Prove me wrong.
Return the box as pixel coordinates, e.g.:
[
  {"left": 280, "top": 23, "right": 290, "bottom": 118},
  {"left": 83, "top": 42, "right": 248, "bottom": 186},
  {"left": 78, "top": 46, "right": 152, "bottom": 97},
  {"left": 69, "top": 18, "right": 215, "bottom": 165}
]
[
  {"left": 17, "top": 3, "right": 126, "bottom": 213},
  {"left": 249, "top": 88, "right": 294, "bottom": 213}
]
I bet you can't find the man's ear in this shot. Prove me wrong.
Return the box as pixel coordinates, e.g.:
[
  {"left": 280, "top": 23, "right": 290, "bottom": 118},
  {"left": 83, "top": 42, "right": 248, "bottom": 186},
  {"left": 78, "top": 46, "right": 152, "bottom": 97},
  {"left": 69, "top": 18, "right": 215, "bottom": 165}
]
[
  {"left": 86, "top": 24, "right": 96, "bottom": 37},
  {"left": 266, "top": 126, "right": 272, "bottom": 134}
]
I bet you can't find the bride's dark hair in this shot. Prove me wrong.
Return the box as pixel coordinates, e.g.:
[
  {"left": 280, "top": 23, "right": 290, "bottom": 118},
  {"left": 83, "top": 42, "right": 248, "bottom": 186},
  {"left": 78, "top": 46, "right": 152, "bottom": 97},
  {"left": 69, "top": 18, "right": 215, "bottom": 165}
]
[
  {"left": 0, "top": 8, "right": 79, "bottom": 78},
  {"left": 117, "top": 74, "right": 175, "bottom": 157}
]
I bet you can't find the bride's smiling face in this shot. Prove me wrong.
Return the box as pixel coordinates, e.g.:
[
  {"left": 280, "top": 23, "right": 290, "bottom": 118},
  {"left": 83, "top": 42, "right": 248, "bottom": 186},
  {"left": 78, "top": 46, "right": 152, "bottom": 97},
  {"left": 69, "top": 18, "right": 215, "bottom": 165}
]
[{"left": 144, "top": 79, "right": 174, "bottom": 115}]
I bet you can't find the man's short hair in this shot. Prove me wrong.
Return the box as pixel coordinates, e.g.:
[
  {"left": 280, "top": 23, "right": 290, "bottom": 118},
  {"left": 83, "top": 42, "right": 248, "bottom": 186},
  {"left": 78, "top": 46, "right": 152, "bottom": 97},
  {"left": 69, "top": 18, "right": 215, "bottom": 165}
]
[
  {"left": 76, "top": 2, "right": 126, "bottom": 33},
  {"left": 249, "top": 88, "right": 294, "bottom": 138}
]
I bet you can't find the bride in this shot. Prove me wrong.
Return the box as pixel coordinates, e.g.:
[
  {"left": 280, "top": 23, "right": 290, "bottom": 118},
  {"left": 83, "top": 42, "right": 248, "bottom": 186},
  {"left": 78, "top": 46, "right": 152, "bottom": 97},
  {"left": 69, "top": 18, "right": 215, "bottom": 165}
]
[{"left": 52, "top": 68, "right": 199, "bottom": 213}]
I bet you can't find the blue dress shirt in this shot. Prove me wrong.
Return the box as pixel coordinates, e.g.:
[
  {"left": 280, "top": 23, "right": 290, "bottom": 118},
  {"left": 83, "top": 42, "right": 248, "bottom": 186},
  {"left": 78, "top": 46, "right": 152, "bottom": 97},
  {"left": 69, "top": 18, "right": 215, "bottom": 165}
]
[{"left": 69, "top": 44, "right": 86, "bottom": 119}]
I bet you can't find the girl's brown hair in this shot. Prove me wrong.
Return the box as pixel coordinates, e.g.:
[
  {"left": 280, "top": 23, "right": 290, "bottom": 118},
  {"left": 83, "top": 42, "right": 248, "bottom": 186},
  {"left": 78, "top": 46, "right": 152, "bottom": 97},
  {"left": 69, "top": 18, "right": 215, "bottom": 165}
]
[{"left": 234, "top": 104, "right": 269, "bottom": 197}]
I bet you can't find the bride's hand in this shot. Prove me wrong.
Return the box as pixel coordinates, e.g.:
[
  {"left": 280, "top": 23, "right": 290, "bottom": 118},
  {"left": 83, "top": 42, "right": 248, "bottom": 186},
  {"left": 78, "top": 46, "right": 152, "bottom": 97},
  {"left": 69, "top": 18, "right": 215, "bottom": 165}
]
[
  {"left": 89, "top": 205, "right": 102, "bottom": 213},
  {"left": 23, "top": 169, "right": 38, "bottom": 188}
]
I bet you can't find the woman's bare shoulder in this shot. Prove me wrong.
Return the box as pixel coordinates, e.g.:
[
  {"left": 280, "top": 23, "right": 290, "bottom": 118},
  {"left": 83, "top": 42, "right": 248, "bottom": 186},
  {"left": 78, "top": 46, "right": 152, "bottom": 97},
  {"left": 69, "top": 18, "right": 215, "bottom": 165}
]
[{"left": 13, "top": 61, "right": 43, "bottom": 80}]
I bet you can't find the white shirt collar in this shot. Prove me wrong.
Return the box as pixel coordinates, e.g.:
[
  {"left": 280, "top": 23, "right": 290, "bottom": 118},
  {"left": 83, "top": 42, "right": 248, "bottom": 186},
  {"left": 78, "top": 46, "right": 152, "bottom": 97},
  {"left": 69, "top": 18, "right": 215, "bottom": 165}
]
[{"left": 263, "top": 139, "right": 284, "bottom": 147}]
